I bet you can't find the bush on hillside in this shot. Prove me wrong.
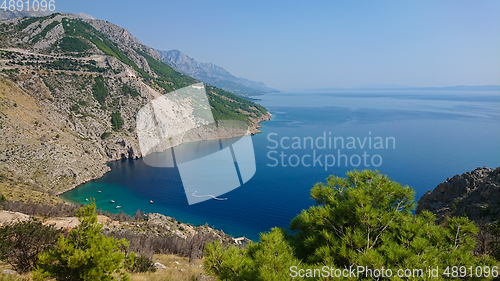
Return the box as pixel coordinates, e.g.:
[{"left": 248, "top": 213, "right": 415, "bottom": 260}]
[{"left": 0, "top": 220, "right": 61, "bottom": 273}]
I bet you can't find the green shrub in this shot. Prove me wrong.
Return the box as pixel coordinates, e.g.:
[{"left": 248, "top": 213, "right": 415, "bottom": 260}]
[
  {"left": 489, "top": 222, "right": 500, "bottom": 261},
  {"left": 451, "top": 198, "right": 459, "bottom": 213},
  {"left": 36, "top": 200, "right": 130, "bottom": 281},
  {"left": 0, "top": 220, "right": 61, "bottom": 273},
  {"left": 59, "top": 36, "right": 89, "bottom": 53},
  {"left": 121, "top": 84, "right": 140, "bottom": 98},
  {"left": 61, "top": 18, "right": 147, "bottom": 77},
  {"left": 128, "top": 254, "right": 156, "bottom": 273},
  {"left": 101, "top": 132, "right": 111, "bottom": 140},
  {"left": 110, "top": 112, "right": 124, "bottom": 130},
  {"left": 70, "top": 104, "right": 79, "bottom": 112},
  {"left": 17, "top": 17, "right": 41, "bottom": 31},
  {"left": 92, "top": 75, "right": 108, "bottom": 105},
  {"left": 78, "top": 100, "right": 88, "bottom": 106}
]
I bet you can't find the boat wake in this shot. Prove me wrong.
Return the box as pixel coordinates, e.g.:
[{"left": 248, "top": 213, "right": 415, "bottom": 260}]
[{"left": 191, "top": 191, "right": 227, "bottom": 201}]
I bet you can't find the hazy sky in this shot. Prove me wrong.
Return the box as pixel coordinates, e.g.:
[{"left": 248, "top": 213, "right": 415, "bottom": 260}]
[{"left": 58, "top": 1, "right": 500, "bottom": 91}]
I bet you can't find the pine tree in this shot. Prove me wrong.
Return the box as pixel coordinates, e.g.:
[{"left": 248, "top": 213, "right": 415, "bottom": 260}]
[
  {"left": 489, "top": 221, "right": 500, "bottom": 261},
  {"left": 204, "top": 228, "right": 301, "bottom": 280},
  {"left": 35, "top": 200, "right": 131, "bottom": 281},
  {"left": 204, "top": 170, "right": 499, "bottom": 281}
]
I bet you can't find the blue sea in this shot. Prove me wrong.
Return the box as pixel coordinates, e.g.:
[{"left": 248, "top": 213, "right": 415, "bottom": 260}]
[{"left": 61, "top": 90, "right": 500, "bottom": 241}]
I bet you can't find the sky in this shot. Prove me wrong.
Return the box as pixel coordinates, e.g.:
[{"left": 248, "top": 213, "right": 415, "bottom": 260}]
[{"left": 57, "top": 1, "right": 500, "bottom": 91}]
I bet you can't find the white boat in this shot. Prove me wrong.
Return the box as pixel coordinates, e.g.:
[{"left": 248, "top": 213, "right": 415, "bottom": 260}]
[
  {"left": 98, "top": 191, "right": 101, "bottom": 193},
  {"left": 150, "top": 200, "right": 153, "bottom": 204},
  {"left": 110, "top": 200, "right": 115, "bottom": 203},
  {"left": 85, "top": 198, "right": 89, "bottom": 201},
  {"left": 116, "top": 205, "right": 121, "bottom": 209}
]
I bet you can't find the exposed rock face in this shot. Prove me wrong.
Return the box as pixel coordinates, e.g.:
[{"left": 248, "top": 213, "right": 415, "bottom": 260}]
[
  {"left": 86, "top": 18, "right": 142, "bottom": 47},
  {"left": 103, "top": 213, "right": 233, "bottom": 244},
  {"left": 0, "top": 71, "right": 144, "bottom": 195},
  {"left": 0, "top": 210, "right": 30, "bottom": 226},
  {"left": 33, "top": 21, "right": 64, "bottom": 50},
  {"left": 416, "top": 166, "right": 500, "bottom": 224},
  {"left": 249, "top": 111, "right": 272, "bottom": 135}
]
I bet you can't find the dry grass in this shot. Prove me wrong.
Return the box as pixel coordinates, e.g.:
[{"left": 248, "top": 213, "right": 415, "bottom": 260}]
[
  {"left": 0, "top": 181, "right": 64, "bottom": 205},
  {"left": 0, "top": 274, "right": 31, "bottom": 281},
  {"left": 129, "top": 254, "right": 213, "bottom": 281},
  {"left": 0, "top": 255, "right": 214, "bottom": 281}
]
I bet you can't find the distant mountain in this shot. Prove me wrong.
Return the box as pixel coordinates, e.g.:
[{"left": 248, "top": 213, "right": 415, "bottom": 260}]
[
  {"left": 305, "top": 85, "right": 500, "bottom": 92},
  {"left": 0, "top": 10, "right": 96, "bottom": 21},
  {"left": 158, "top": 49, "right": 278, "bottom": 97},
  {"left": 73, "top": 13, "right": 96, "bottom": 20},
  {"left": 0, "top": 9, "right": 53, "bottom": 20},
  {"left": 351, "top": 84, "right": 410, "bottom": 89},
  {"left": 406, "top": 85, "right": 500, "bottom": 91}
]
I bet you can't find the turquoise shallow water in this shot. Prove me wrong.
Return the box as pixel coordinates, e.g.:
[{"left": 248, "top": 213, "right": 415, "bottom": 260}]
[{"left": 61, "top": 90, "right": 500, "bottom": 241}]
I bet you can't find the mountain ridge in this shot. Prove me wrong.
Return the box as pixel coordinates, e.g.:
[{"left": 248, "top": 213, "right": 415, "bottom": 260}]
[
  {"left": 303, "top": 85, "right": 500, "bottom": 92},
  {"left": 158, "top": 49, "right": 278, "bottom": 97}
]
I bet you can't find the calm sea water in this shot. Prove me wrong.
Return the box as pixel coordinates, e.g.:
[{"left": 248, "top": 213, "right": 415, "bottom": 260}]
[{"left": 61, "top": 90, "right": 500, "bottom": 241}]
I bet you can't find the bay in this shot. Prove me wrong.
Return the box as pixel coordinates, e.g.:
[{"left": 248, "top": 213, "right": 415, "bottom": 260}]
[{"left": 61, "top": 90, "right": 500, "bottom": 241}]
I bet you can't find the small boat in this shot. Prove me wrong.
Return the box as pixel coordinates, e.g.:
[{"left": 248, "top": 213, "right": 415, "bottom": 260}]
[
  {"left": 116, "top": 205, "right": 121, "bottom": 209},
  {"left": 150, "top": 200, "right": 153, "bottom": 204},
  {"left": 85, "top": 199, "right": 89, "bottom": 201},
  {"left": 110, "top": 200, "right": 115, "bottom": 203},
  {"left": 98, "top": 190, "right": 101, "bottom": 193}
]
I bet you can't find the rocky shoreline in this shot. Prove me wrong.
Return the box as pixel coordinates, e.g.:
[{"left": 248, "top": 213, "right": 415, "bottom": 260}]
[
  {"left": 416, "top": 166, "right": 500, "bottom": 224},
  {"left": 56, "top": 111, "right": 272, "bottom": 197}
]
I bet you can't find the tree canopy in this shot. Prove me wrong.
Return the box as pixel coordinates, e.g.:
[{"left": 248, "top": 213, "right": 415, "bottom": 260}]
[
  {"left": 204, "top": 170, "right": 499, "bottom": 280},
  {"left": 110, "top": 111, "right": 124, "bottom": 130}
]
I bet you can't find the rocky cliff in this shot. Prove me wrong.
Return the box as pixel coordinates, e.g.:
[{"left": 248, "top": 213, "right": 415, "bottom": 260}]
[
  {"left": 416, "top": 166, "right": 500, "bottom": 224},
  {"left": 0, "top": 14, "right": 270, "bottom": 197}
]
